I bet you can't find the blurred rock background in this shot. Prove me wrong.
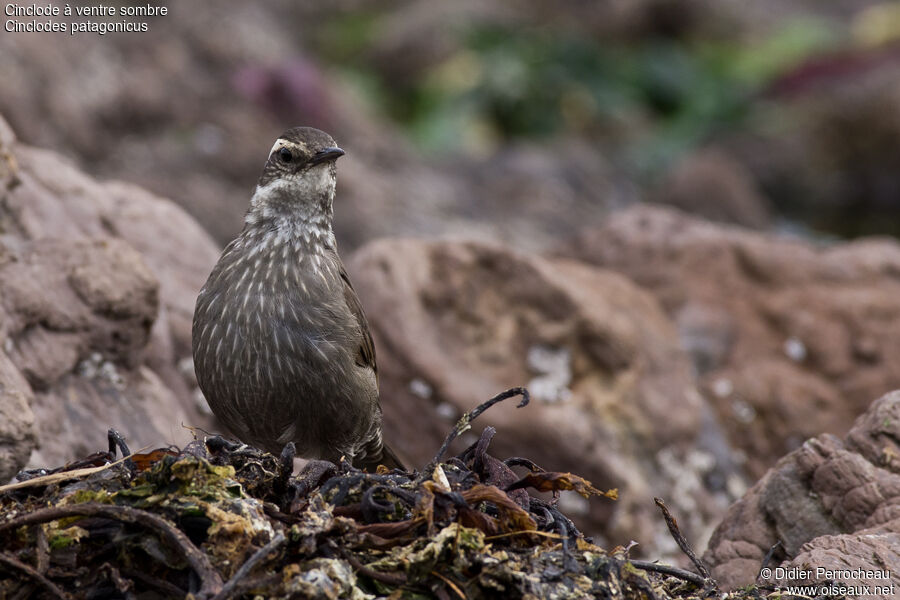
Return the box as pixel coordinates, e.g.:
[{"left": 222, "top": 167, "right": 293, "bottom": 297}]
[{"left": 4, "top": 0, "right": 900, "bottom": 570}]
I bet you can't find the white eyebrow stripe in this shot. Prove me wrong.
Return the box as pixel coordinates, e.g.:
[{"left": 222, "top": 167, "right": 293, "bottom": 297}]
[{"left": 269, "top": 138, "right": 289, "bottom": 157}]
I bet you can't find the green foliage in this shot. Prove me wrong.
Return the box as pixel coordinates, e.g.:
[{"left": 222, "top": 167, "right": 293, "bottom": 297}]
[{"left": 323, "top": 15, "right": 840, "bottom": 174}]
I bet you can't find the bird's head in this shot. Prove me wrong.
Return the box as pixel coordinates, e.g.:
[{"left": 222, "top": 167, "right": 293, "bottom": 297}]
[{"left": 247, "top": 127, "right": 345, "bottom": 230}]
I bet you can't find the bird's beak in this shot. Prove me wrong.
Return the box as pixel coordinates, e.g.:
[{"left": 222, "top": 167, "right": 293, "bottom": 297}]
[{"left": 309, "top": 147, "right": 345, "bottom": 165}]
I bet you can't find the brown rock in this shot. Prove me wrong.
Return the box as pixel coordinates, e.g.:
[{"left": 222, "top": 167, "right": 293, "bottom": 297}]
[
  {"left": 564, "top": 205, "right": 900, "bottom": 476},
  {"left": 0, "top": 114, "right": 218, "bottom": 478},
  {"left": 653, "top": 149, "right": 771, "bottom": 229},
  {"left": 0, "top": 352, "right": 35, "bottom": 483},
  {"left": 99, "top": 182, "right": 222, "bottom": 405},
  {"left": 3, "top": 239, "right": 157, "bottom": 376},
  {"left": 704, "top": 390, "right": 900, "bottom": 597},
  {"left": 348, "top": 238, "right": 728, "bottom": 552}
]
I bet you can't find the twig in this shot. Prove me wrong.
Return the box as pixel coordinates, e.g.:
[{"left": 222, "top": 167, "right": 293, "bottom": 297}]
[
  {"left": 274, "top": 442, "right": 297, "bottom": 511},
  {"left": 217, "top": 573, "right": 282, "bottom": 596},
  {"left": 263, "top": 503, "right": 302, "bottom": 525},
  {"left": 431, "top": 570, "right": 467, "bottom": 599},
  {"left": 203, "top": 434, "right": 243, "bottom": 452},
  {"left": 557, "top": 519, "right": 576, "bottom": 573},
  {"left": 483, "top": 529, "right": 563, "bottom": 542},
  {"left": 181, "top": 422, "right": 218, "bottom": 439},
  {"left": 425, "top": 387, "right": 529, "bottom": 474},
  {"left": 757, "top": 539, "right": 783, "bottom": 582},
  {"left": 35, "top": 524, "right": 49, "bottom": 574},
  {"left": 277, "top": 442, "right": 296, "bottom": 484},
  {"left": 107, "top": 429, "right": 132, "bottom": 458},
  {"left": 108, "top": 429, "right": 135, "bottom": 471},
  {"left": 0, "top": 552, "right": 71, "bottom": 600},
  {"left": 212, "top": 532, "right": 286, "bottom": 600},
  {"left": 471, "top": 426, "right": 495, "bottom": 474},
  {"left": 653, "top": 498, "right": 714, "bottom": 584},
  {"left": 503, "top": 457, "right": 546, "bottom": 472},
  {"left": 0, "top": 455, "right": 131, "bottom": 493},
  {"left": 629, "top": 559, "right": 706, "bottom": 586},
  {"left": 0, "top": 503, "right": 223, "bottom": 598},
  {"left": 341, "top": 549, "right": 407, "bottom": 586},
  {"left": 530, "top": 497, "right": 584, "bottom": 538},
  {"left": 99, "top": 563, "right": 136, "bottom": 599},
  {"left": 120, "top": 568, "right": 186, "bottom": 598}
]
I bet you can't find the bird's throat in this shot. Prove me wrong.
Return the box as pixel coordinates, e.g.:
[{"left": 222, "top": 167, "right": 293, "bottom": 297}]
[{"left": 244, "top": 175, "right": 336, "bottom": 249}]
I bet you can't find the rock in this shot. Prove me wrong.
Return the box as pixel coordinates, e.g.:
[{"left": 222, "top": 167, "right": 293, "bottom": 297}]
[
  {"left": 460, "top": 139, "right": 634, "bottom": 251},
  {"left": 0, "top": 352, "right": 35, "bottom": 483},
  {"left": 348, "top": 238, "right": 730, "bottom": 554},
  {"left": 99, "top": 181, "right": 223, "bottom": 405},
  {"left": 564, "top": 205, "right": 900, "bottom": 477},
  {"left": 0, "top": 114, "right": 218, "bottom": 479},
  {"left": 0, "top": 5, "right": 623, "bottom": 255},
  {"left": 3, "top": 239, "right": 157, "bottom": 378},
  {"left": 704, "top": 390, "right": 900, "bottom": 597},
  {"left": 653, "top": 149, "right": 771, "bottom": 229}
]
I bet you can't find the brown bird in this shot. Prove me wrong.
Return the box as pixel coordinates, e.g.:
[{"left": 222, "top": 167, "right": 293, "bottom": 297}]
[{"left": 192, "top": 126, "right": 403, "bottom": 471}]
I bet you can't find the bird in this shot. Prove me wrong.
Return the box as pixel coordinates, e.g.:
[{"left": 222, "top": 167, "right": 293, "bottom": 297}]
[{"left": 192, "top": 126, "right": 403, "bottom": 472}]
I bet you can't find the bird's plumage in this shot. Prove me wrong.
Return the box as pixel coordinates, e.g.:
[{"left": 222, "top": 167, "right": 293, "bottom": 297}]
[{"left": 192, "top": 127, "right": 402, "bottom": 471}]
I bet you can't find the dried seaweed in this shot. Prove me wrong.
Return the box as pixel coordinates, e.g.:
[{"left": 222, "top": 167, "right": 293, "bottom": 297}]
[{"left": 0, "top": 388, "right": 765, "bottom": 599}]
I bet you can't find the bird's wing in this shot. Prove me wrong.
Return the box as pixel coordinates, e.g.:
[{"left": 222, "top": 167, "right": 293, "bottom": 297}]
[{"left": 339, "top": 263, "right": 377, "bottom": 376}]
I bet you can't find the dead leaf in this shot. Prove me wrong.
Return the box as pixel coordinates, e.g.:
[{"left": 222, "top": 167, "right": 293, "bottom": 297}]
[{"left": 505, "top": 472, "right": 618, "bottom": 500}]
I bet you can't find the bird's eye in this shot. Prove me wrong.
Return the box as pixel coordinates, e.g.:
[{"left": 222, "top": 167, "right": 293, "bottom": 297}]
[{"left": 278, "top": 147, "right": 293, "bottom": 162}]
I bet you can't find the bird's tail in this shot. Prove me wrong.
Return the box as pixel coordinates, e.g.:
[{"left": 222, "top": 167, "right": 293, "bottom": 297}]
[
  {"left": 356, "top": 439, "right": 407, "bottom": 472},
  {"left": 377, "top": 442, "right": 406, "bottom": 471}
]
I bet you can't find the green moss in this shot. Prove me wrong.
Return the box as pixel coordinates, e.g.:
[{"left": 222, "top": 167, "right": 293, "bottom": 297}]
[{"left": 66, "top": 488, "right": 114, "bottom": 505}]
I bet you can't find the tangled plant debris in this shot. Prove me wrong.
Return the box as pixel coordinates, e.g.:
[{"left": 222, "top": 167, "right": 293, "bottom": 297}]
[{"left": 1, "top": 388, "right": 770, "bottom": 599}]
